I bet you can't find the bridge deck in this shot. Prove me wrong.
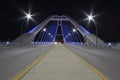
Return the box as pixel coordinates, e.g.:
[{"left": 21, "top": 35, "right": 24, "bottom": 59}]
[{"left": 19, "top": 44, "right": 103, "bottom": 80}]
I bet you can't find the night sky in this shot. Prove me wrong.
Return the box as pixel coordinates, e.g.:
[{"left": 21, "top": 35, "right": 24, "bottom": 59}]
[{"left": 0, "top": 0, "right": 120, "bottom": 42}]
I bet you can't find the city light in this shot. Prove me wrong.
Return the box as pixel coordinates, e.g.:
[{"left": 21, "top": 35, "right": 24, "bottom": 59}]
[
  {"left": 26, "top": 13, "right": 32, "bottom": 20},
  {"left": 108, "top": 43, "right": 112, "bottom": 46},
  {"left": 68, "top": 33, "right": 71, "bottom": 36},
  {"left": 21, "top": 9, "right": 36, "bottom": 23},
  {"left": 43, "top": 28, "right": 46, "bottom": 32},
  {"left": 72, "top": 28, "right": 76, "bottom": 32},
  {"left": 54, "top": 42, "right": 57, "bottom": 44},
  {"left": 51, "top": 35, "right": 53, "bottom": 37},
  {"left": 88, "top": 15, "right": 93, "bottom": 21},
  {"left": 23, "top": 11, "right": 33, "bottom": 21},
  {"left": 84, "top": 12, "right": 97, "bottom": 23},
  {"left": 48, "top": 33, "right": 51, "bottom": 35}
]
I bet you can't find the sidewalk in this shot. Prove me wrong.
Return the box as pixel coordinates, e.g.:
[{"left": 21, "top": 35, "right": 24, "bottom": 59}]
[{"left": 20, "top": 44, "right": 104, "bottom": 80}]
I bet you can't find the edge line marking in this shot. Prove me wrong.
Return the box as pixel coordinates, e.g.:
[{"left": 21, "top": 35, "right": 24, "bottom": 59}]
[
  {"left": 64, "top": 45, "right": 109, "bottom": 80},
  {"left": 14, "top": 45, "right": 54, "bottom": 80}
]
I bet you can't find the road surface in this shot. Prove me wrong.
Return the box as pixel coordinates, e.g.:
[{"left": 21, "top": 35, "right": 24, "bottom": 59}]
[
  {"left": 20, "top": 44, "right": 105, "bottom": 80},
  {"left": 0, "top": 44, "right": 120, "bottom": 80},
  {"left": 0, "top": 45, "right": 52, "bottom": 80},
  {"left": 65, "top": 44, "right": 120, "bottom": 80}
]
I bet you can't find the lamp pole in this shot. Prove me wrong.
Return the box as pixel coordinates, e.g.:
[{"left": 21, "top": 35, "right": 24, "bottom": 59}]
[
  {"left": 21, "top": 19, "right": 25, "bottom": 43},
  {"left": 87, "top": 14, "right": 98, "bottom": 46},
  {"left": 95, "top": 23, "right": 98, "bottom": 47},
  {"left": 21, "top": 12, "right": 33, "bottom": 44}
]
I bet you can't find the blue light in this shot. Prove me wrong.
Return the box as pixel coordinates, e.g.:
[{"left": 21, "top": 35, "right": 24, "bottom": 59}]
[
  {"left": 62, "top": 22, "right": 72, "bottom": 42},
  {"left": 46, "top": 22, "right": 57, "bottom": 42},
  {"left": 28, "top": 25, "right": 38, "bottom": 33},
  {"left": 62, "top": 22, "right": 70, "bottom": 36},
  {"left": 81, "top": 26, "right": 91, "bottom": 34}
]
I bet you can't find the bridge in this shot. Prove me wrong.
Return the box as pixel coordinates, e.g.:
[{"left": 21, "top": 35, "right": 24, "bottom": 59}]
[
  {"left": 0, "top": 15, "right": 120, "bottom": 80},
  {"left": 13, "top": 15, "right": 106, "bottom": 46}
]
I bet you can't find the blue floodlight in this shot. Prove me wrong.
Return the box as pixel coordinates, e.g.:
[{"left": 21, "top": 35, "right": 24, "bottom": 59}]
[
  {"left": 28, "top": 25, "right": 38, "bottom": 33},
  {"left": 81, "top": 26, "right": 91, "bottom": 34}
]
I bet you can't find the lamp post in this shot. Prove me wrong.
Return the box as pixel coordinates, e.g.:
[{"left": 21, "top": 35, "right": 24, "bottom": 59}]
[
  {"left": 87, "top": 14, "right": 98, "bottom": 47},
  {"left": 21, "top": 12, "right": 33, "bottom": 43}
]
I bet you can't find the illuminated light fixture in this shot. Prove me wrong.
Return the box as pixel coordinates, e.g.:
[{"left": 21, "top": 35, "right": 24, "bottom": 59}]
[
  {"left": 26, "top": 13, "right": 32, "bottom": 20},
  {"left": 68, "top": 33, "right": 71, "bottom": 36},
  {"left": 6, "top": 41, "right": 10, "bottom": 45},
  {"left": 108, "top": 43, "right": 112, "bottom": 46},
  {"left": 48, "top": 33, "right": 51, "bottom": 35},
  {"left": 85, "top": 12, "right": 97, "bottom": 23},
  {"left": 43, "top": 28, "right": 46, "bottom": 32},
  {"left": 21, "top": 9, "right": 36, "bottom": 23},
  {"left": 54, "top": 42, "right": 57, "bottom": 44},
  {"left": 85, "top": 11, "right": 98, "bottom": 46},
  {"left": 51, "top": 35, "right": 53, "bottom": 37},
  {"left": 28, "top": 26, "right": 38, "bottom": 33},
  {"left": 24, "top": 11, "right": 33, "bottom": 21},
  {"left": 81, "top": 26, "right": 91, "bottom": 34},
  {"left": 72, "top": 28, "right": 76, "bottom": 32},
  {"left": 88, "top": 15, "right": 93, "bottom": 21}
]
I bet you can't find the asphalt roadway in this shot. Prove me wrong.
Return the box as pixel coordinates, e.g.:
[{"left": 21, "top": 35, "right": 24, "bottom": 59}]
[
  {"left": 0, "top": 45, "right": 53, "bottom": 80},
  {"left": 65, "top": 44, "right": 120, "bottom": 80},
  {"left": 0, "top": 44, "right": 120, "bottom": 80},
  {"left": 20, "top": 44, "right": 105, "bottom": 80}
]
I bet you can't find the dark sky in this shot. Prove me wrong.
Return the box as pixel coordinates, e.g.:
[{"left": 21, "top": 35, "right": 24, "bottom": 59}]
[{"left": 0, "top": 0, "right": 120, "bottom": 42}]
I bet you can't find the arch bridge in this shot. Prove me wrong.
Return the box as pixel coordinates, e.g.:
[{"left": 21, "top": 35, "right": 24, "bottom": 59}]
[{"left": 14, "top": 15, "right": 106, "bottom": 46}]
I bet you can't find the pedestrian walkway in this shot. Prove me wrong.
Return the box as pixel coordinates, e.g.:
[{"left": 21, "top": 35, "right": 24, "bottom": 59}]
[{"left": 20, "top": 44, "right": 103, "bottom": 80}]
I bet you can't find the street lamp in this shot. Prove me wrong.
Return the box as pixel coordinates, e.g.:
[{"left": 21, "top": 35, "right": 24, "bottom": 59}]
[
  {"left": 26, "top": 13, "right": 32, "bottom": 20},
  {"left": 88, "top": 15, "right": 94, "bottom": 21},
  {"left": 21, "top": 12, "right": 33, "bottom": 43},
  {"left": 23, "top": 11, "right": 34, "bottom": 22},
  {"left": 86, "top": 13, "right": 98, "bottom": 46}
]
